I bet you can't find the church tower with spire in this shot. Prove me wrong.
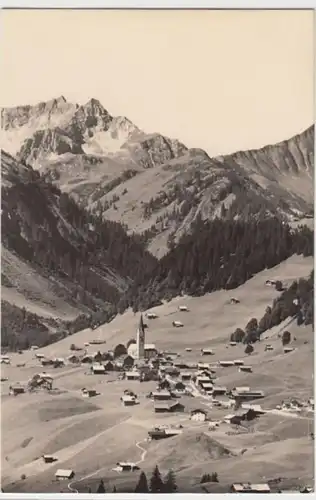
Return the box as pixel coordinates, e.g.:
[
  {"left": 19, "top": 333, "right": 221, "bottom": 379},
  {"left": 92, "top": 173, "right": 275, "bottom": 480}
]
[{"left": 136, "top": 314, "right": 145, "bottom": 359}]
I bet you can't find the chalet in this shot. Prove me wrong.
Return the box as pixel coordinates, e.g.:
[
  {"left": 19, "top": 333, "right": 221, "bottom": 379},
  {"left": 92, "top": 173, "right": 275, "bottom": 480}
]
[
  {"left": 219, "top": 360, "right": 235, "bottom": 367},
  {"left": 174, "top": 361, "right": 189, "bottom": 369},
  {"left": 232, "top": 389, "right": 265, "bottom": 400},
  {"left": 82, "top": 389, "right": 99, "bottom": 398},
  {"left": 163, "top": 351, "right": 179, "bottom": 359},
  {"left": 284, "top": 347, "right": 295, "bottom": 354},
  {"left": 212, "top": 386, "right": 227, "bottom": 396},
  {"left": 144, "top": 344, "right": 157, "bottom": 360},
  {"left": 234, "top": 386, "right": 250, "bottom": 393},
  {"left": 229, "top": 342, "right": 237, "bottom": 347},
  {"left": 200, "top": 382, "right": 213, "bottom": 392},
  {"left": 181, "top": 372, "right": 192, "bottom": 381},
  {"left": 154, "top": 402, "right": 184, "bottom": 413},
  {"left": 42, "top": 455, "right": 57, "bottom": 463},
  {"left": 84, "top": 342, "right": 90, "bottom": 347},
  {"left": 190, "top": 409, "right": 207, "bottom": 421},
  {"left": 265, "top": 279, "right": 276, "bottom": 287},
  {"left": 231, "top": 483, "right": 270, "bottom": 493},
  {"left": 168, "top": 401, "right": 185, "bottom": 412},
  {"left": 148, "top": 428, "right": 183, "bottom": 440},
  {"left": 41, "top": 358, "right": 54, "bottom": 366},
  {"left": 55, "top": 469, "right": 75, "bottom": 480},
  {"left": 81, "top": 355, "right": 93, "bottom": 363},
  {"left": 146, "top": 312, "right": 158, "bottom": 319},
  {"left": 53, "top": 358, "right": 65, "bottom": 368},
  {"left": 121, "top": 395, "right": 137, "bottom": 406},
  {"left": 234, "top": 360, "right": 244, "bottom": 366},
  {"left": 198, "top": 362, "right": 210, "bottom": 370},
  {"left": 172, "top": 321, "right": 183, "bottom": 328},
  {"left": 30, "top": 345, "right": 39, "bottom": 350},
  {"left": 1, "top": 355, "right": 10, "bottom": 364},
  {"left": 196, "top": 376, "right": 212, "bottom": 386},
  {"left": 201, "top": 349, "right": 214, "bottom": 356},
  {"left": 35, "top": 353, "right": 45, "bottom": 359},
  {"left": 185, "top": 347, "right": 192, "bottom": 352},
  {"left": 265, "top": 345, "right": 274, "bottom": 351},
  {"left": 239, "top": 365, "right": 252, "bottom": 373},
  {"left": 230, "top": 297, "right": 240, "bottom": 304},
  {"left": 178, "top": 305, "right": 189, "bottom": 312},
  {"left": 152, "top": 390, "right": 172, "bottom": 400},
  {"left": 241, "top": 403, "right": 265, "bottom": 415},
  {"left": 10, "top": 386, "right": 25, "bottom": 396},
  {"left": 116, "top": 462, "right": 139, "bottom": 472},
  {"left": 92, "top": 364, "right": 106, "bottom": 375},
  {"left": 103, "top": 360, "right": 114, "bottom": 371},
  {"left": 126, "top": 371, "right": 141, "bottom": 381},
  {"left": 68, "top": 355, "right": 80, "bottom": 364}
]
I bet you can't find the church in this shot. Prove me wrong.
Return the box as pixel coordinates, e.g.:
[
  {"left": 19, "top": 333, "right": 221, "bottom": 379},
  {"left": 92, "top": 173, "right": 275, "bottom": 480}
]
[{"left": 127, "top": 314, "right": 157, "bottom": 360}]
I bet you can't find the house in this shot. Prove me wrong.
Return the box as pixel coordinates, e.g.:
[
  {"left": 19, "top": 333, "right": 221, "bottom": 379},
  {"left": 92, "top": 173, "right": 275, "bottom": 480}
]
[
  {"left": 219, "top": 360, "right": 235, "bottom": 367},
  {"left": 191, "top": 409, "right": 207, "bottom": 421},
  {"left": 200, "top": 382, "right": 213, "bottom": 392},
  {"left": 201, "top": 349, "right": 214, "bottom": 356},
  {"left": 144, "top": 344, "right": 157, "bottom": 360},
  {"left": 121, "top": 395, "right": 137, "bottom": 406},
  {"left": 231, "top": 483, "right": 270, "bottom": 493},
  {"left": 212, "top": 386, "right": 227, "bottom": 396},
  {"left": 265, "top": 279, "right": 276, "bottom": 287},
  {"left": 241, "top": 403, "right": 265, "bottom": 415},
  {"left": 152, "top": 390, "right": 172, "bottom": 400},
  {"left": 234, "top": 359, "right": 244, "bottom": 366},
  {"left": 41, "top": 358, "right": 54, "bottom": 366},
  {"left": 239, "top": 365, "right": 252, "bottom": 373},
  {"left": 172, "top": 321, "right": 183, "bottom": 327},
  {"left": 116, "top": 462, "right": 139, "bottom": 472},
  {"left": 164, "top": 367, "right": 180, "bottom": 377},
  {"left": 146, "top": 312, "right": 158, "bottom": 319},
  {"left": 265, "top": 345, "right": 274, "bottom": 351},
  {"left": 68, "top": 354, "right": 80, "bottom": 364},
  {"left": 230, "top": 297, "right": 240, "bottom": 304},
  {"left": 232, "top": 389, "right": 265, "bottom": 400},
  {"left": 1, "top": 355, "right": 10, "bottom": 363},
  {"left": 284, "top": 347, "right": 295, "bottom": 354},
  {"left": 233, "top": 386, "right": 250, "bottom": 393},
  {"left": 42, "top": 455, "right": 57, "bottom": 463},
  {"left": 82, "top": 389, "right": 99, "bottom": 398},
  {"left": 148, "top": 428, "right": 183, "bottom": 440},
  {"left": 198, "top": 362, "right": 210, "bottom": 370},
  {"left": 81, "top": 355, "right": 93, "bottom": 363},
  {"left": 185, "top": 348, "right": 192, "bottom": 352},
  {"left": 92, "top": 364, "right": 106, "bottom": 375},
  {"left": 35, "top": 353, "right": 45, "bottom": 359},
  {"left": 126, "top": 371, "right": 141, "bottom": 381},
  {"left": 10, "top": 386, "right": 25, "bottom": 396},
  {"left": 30, "top": 345, "right": 39, "bottom": 350},
  {"left": 168, "top": 402, "right": 185, "bottom": 412},
  {"left": 55, "top": 469, "right": 75, "bottom": 480},
  {"left": 229, "top": 342, "right": 237, "bottom": 347},
  {"left": 181, "top": 372, "right": 192, "bottom": 381},
  {"left": 178, "top": 305, "right": 189, "bottom": 311},
  {"left": 173, "top": 361, "right": 189, "bottom": 369}
]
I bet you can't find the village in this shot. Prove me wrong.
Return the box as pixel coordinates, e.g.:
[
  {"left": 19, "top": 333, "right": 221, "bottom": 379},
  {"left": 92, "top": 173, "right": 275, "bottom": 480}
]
[{"left": 1, "top": 259, "right": 314, "bottom": 493}]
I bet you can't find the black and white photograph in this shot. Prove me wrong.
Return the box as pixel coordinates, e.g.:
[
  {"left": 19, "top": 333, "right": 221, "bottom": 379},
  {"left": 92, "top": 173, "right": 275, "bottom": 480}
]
[{"left": 0, "top": 8, "right": 314, "bottom": 494}]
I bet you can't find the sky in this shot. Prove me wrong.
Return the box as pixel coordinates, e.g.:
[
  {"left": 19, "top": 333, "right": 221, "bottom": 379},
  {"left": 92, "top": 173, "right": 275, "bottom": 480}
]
[{"left": 0, "top": 9, "right": 314, "bottom": 156}]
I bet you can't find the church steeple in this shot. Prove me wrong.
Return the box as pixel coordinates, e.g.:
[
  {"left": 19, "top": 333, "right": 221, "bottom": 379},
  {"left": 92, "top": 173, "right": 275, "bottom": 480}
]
[{"left": 136, "top": 314, "right": 145, "bottom": 359}]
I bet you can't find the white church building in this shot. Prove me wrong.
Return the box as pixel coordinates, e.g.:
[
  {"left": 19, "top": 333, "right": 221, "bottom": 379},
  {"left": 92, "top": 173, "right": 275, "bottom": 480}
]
[{"left": 127, "top": 314, "right": 157, "bottom": 360}]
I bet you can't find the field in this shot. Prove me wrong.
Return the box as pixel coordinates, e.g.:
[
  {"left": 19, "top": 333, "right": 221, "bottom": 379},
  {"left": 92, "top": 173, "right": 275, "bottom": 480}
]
[{"left": 1, "top": 254, "right": 314, "bottom": 493}]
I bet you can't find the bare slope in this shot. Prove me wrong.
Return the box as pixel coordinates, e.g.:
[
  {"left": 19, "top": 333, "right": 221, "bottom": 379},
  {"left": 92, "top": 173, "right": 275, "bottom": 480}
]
[{"left": 1, "top": 254, "right": 313, "bottom": 492}]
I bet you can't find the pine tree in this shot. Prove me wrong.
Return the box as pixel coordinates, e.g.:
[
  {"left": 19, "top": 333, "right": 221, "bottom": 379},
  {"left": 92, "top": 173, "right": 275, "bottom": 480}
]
[
  {"left": 150, "top": 465, "right": 164, "bottom": 493},
  {"left": 112, "top": 485, "right": 117, "bottom": 492},
  {"left": 163, "top": 469, "right": 177, "bottom": 492},
  {"left": 135, "top": 471, "right": 149, "bottom": 493},
  {"left": 96, "top": 479, "right": 106, "bottom": 493}
]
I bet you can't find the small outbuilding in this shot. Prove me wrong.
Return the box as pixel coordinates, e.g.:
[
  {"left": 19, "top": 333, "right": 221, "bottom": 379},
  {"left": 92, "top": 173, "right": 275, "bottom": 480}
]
[
  {"left": 55, "top": 469, "right": 75, "bottom": 480},
  {"left": 91, "top": 364, "right": 106, "bottom": 374},
  {"left": 126, "top": 371, "right": 141, "bottom": 381}
]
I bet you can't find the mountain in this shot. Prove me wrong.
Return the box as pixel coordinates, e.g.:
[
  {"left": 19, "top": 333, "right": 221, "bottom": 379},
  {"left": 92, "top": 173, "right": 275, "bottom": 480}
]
[
  {"left": 2, "top": 97, "right": 313, "bottom": 257},
  {"left": 1, "top": 150, "right": 158, "bottom": 350}
]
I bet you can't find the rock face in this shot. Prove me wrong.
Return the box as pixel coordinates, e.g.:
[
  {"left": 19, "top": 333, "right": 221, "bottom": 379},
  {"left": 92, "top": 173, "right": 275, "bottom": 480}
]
[{"left": 2, "top": 95, "right": 314, "bottom": 256}]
